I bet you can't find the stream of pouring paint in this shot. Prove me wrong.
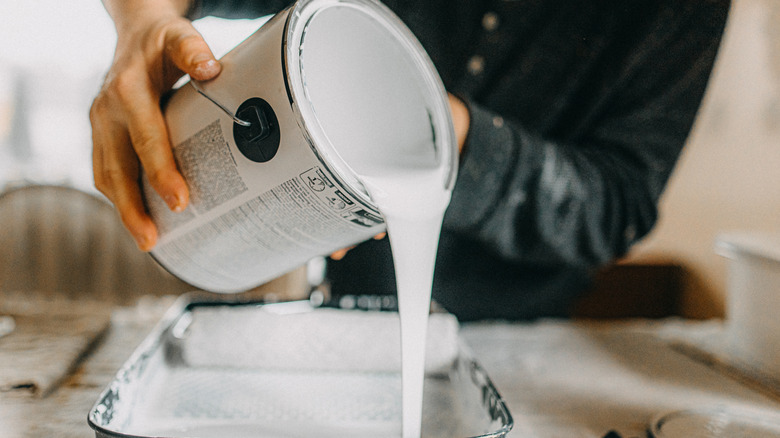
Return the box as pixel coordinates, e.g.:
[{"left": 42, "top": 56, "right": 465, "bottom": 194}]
[{"left": 358, "top": 162, "right": 451, "bottom": 438}]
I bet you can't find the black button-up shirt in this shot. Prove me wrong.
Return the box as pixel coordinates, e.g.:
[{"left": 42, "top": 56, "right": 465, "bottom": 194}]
[{"left": 194, "top": 0, "right": 730, "bottom": 320}]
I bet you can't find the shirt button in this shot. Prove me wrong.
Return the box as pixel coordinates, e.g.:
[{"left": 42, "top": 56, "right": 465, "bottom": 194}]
[
  {"left": 624, "top": 225, "right": 637, "bottom": 243},
  {"left": 467, "top": 55, "right": 485, "bottom": 75},
  {"left": 482, "top": 12, "right": 499, "bottom": 32}
]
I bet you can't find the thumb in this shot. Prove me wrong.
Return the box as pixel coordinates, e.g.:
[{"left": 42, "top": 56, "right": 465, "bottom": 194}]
[{"left": 164, "top": 20, "right": 222, "bottom": 82}]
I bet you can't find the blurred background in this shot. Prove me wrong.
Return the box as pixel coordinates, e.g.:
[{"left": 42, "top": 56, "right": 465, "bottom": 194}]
[
  {"left": 625, "top": 0, "right": 780, "bottom": 318},
  {"left": 0, "top": 0, "right": 265, "bottom": 193},
  {"left": 0, "top": 0, "right": 778, "bottom": 318}
]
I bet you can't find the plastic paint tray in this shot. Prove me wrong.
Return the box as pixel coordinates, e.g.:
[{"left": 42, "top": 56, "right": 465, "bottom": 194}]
[{"left": 88, "top": 294, "right": 513, "bottom": 438}]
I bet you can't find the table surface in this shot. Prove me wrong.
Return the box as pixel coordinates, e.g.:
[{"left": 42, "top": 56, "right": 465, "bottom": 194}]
[{"left": 1, "top": 296, "right": 779, "bottom": 438}]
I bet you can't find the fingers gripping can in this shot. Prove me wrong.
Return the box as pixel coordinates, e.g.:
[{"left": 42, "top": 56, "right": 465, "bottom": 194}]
[{"left": 144, "top": 0, "right": 457, "bottom": 293}]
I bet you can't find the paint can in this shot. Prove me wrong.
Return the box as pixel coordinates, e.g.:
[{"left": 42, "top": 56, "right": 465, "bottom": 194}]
[{"left": 144, "top": 0, "right": 457, "bottom": 293}]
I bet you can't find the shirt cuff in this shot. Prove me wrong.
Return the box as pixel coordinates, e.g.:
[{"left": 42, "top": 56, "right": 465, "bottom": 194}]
[{"left": 444, "top": 99, "right": 518, "bottom": 232}]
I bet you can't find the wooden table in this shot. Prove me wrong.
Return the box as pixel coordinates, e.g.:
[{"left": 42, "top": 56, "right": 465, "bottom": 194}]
[
  {"left": 1, "top": 296, "right": 778, "bottom": 438},
  {"left": 0, "top": 296, "right": 175, "bottom": 438},
  {"left": 461, "top": 320, "right": 780, "bottom": 437}
]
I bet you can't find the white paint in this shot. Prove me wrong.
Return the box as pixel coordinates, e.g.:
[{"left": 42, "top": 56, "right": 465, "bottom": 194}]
[
  {"left": 291, "top": 3, "right": 453, "bottom": 205},
  {"left": 294, "top": 3, "right": 457, "bottom": 436},
  {"left": 360, "top": 165, "right": 451, "bottom": 438}
]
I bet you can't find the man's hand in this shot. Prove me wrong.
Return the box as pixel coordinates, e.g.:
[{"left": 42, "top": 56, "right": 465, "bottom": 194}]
[
  {"left": 90, "top": 0, "right": 221, "bottom": 251},
  {"left": 448, "top": 94, "right": 469, "bottom": 153}
]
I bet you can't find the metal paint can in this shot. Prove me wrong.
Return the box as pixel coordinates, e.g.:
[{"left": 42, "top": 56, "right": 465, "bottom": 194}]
[{"left": 144, "top": 0, "right": 457, "bottom": 293}]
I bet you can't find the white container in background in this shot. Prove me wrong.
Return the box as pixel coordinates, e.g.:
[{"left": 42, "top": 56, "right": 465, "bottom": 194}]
[{"left": 716, "top": 232, "right": 780, "bottom": 381}]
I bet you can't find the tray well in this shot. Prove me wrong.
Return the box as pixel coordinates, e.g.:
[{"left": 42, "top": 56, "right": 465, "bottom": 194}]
[{"left": 89, "top": 299, "right": 512, "bottom": 438}]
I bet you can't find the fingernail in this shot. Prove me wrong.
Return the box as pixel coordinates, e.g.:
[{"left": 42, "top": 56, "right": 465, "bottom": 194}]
[
  {"left": 165, "top": 195, "right": 184, "bottom": 212},
  {"left": 192, "top": 58, "right": 220, "bottom": 79},
  {"left": 136, "top": 234, "right": 152, "bottom": 251},
  {"left": 192, "top": 52, "right": 212, "bottom": 64}
]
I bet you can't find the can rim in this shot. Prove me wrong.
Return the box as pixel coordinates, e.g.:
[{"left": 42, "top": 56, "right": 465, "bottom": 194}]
[{"left": 281, "top": 0, "right": 457, "bottom": 208}]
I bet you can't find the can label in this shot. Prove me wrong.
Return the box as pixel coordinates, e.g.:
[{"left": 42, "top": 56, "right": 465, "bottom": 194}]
[{"left": 146, "top": 111, "right": 384, "bottom": 293}]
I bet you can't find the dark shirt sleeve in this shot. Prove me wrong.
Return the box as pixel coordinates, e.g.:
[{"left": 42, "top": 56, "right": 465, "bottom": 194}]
[{"left": 445, "top": 4, "right": 729, "bottom": 269}]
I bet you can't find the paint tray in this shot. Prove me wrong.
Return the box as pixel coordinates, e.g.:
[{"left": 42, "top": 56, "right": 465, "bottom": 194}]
[{"left": 88, "top": 294, "right": 513, "bottom": 438}]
